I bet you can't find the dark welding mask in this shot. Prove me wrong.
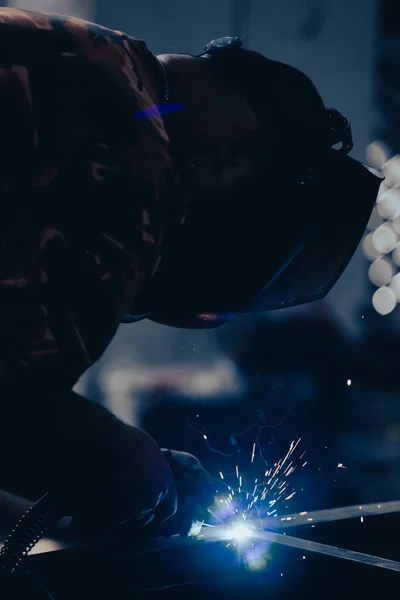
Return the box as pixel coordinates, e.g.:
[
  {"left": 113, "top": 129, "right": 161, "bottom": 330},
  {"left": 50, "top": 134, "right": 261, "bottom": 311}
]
[{"left": 125, "top": 37, "right": 381, "bottom": 329}]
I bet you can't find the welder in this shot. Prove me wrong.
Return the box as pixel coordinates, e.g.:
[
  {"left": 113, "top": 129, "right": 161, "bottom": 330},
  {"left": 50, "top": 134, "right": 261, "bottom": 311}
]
[{"left": 0, "top": 8, "right": 381, "bottom": 540}]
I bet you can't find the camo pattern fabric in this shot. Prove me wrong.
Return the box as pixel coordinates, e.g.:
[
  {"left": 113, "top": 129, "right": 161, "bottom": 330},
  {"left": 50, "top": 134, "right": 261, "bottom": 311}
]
[{"left": 0, "top": 8, "right": 180, "bottom": 390}]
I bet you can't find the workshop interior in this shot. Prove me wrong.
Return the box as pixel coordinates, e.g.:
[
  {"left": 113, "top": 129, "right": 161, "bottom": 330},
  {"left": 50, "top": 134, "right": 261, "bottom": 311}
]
[{"left": 1, "top": 0, "right": 400, "bottom": 598}]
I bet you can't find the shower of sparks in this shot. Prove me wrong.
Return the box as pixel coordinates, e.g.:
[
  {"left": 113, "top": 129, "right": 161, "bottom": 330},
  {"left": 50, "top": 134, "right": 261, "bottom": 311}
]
[
  {"left": 192, "top": 410, "right": 396, "bottom": 575},
  {"left": 207, "top": 437, "right": 307, "bottom": 530}
]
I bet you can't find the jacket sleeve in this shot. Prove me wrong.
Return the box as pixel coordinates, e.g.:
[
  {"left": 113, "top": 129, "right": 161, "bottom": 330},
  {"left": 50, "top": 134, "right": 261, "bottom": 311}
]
[
  {"left": 0, "top": 8, "right": 179, "bottom": 519},
  {"left": 0, "top": 219, "right": 177, "bottom": 517}
]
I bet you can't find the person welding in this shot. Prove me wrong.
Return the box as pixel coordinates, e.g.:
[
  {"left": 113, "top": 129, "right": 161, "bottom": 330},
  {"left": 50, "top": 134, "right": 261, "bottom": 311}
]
[{"left": 0, "top": 8, "right": 381, "bottom": 540}]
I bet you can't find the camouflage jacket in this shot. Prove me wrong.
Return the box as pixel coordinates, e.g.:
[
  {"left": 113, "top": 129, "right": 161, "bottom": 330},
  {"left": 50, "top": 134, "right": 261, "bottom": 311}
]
[{"left": 0, "top": 8, "right": 181, "bottom": 391}]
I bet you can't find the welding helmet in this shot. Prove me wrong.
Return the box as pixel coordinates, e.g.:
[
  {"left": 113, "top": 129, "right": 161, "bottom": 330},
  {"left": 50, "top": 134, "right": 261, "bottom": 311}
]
[{"left": 125, "top": 37, "right": 381, "bottom": 329}]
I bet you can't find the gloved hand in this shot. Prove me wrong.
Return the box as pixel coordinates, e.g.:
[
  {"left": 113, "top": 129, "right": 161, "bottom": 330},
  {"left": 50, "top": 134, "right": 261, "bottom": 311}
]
[
  {"left": 150, "top": 449, "right": 215, "bottom": 537},
  {"left": 65, "top": 422, "right": 178, "bottom": 540}
]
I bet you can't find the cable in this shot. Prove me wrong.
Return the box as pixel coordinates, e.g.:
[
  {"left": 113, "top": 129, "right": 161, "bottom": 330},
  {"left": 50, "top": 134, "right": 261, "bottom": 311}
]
[{"left": 0, "top": 489, "right": 63, "bottom": 598}]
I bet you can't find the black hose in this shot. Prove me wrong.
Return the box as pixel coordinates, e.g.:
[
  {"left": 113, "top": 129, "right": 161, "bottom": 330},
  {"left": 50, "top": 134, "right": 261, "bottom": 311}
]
[{"left": 0, "top": 488, "right": 63, "bottom": 577}]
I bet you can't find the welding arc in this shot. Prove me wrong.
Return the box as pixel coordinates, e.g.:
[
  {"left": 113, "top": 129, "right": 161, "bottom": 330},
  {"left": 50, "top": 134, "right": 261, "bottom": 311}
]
[{"left": 202, "top": 501, "right": 400, "bottom": 572}]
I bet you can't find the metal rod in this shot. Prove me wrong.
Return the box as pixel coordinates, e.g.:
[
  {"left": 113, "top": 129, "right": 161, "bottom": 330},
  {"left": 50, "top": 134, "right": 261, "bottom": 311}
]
[
  {"left": 259, "top": 500, "right": 400, "bottom": 529},
  {"left": 257, "top": 529, "right": 400, "bottom": 573}
]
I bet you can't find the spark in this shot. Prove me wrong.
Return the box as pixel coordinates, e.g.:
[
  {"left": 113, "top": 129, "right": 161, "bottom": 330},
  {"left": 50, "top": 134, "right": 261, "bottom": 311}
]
[
  {"left": 284, "top": 461, "right": 293, "bottom": 475},
  {"left": 203, "top": 435, "right": 208, "bottom": 440},
  {"left": 291, "top": 438, "right": 301, "bottom": 454},
  {"left": 347, "top": 379, "right": 352, "bottom": 386},
  {"left": 251, "top": 442, "right": 256, "bottom": 463},
  {"left": 337, "top": 463, "right": 347, "bottom": 469},
  {"left": 361, "top": 517, "right": 364, "bottom": 523},
  {"left": 285, "top": 492, "right": 296, "bottom": 500},
  {"left": 209, "top": 436, "right": 316, "bottom": 534}
]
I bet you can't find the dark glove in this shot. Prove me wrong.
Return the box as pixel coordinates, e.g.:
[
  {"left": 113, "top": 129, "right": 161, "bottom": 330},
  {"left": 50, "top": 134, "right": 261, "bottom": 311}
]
[
  {"left": 149, "top": 449, "right": 214, "bottom": 537},
  {"left": 66, "top": 423, "right": 177, "bottom": 540}
]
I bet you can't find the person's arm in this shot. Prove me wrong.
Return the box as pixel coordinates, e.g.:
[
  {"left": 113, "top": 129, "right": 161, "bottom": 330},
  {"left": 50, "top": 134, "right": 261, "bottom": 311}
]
[
  {"left": 0, "top": 221, "right": 176, "bottom": 527},
  {"left": 0, "top": 8, "right": 181, "bottom": 528}
]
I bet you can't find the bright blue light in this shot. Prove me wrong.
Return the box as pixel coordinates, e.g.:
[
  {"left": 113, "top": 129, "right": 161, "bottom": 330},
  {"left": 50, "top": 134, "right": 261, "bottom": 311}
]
[{"left": 133, "top": 103, "right": 185, "bottom": 119}]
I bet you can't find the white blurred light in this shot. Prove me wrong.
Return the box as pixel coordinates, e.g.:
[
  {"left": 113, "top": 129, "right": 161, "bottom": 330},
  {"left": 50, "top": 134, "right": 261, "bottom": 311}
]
[
  {"left": 382, "top": 155, "right": 400, "bottom": 187},
  {"left": 368, "top": 257, "right": 395, "bottom": 287},
  {"left": 372, "top": 223, "right": 398, "bottom": 254},
  {"left": 389, "top": 273, "right": 400, "bottom": 301},
  {"left": 377, "top": 181, "right": 390, "bottom": 204},
  {"left": 392, "top": 216, "right": 400, "bottom": 235},
  {"left": 366, "top": 206, "right": 383, "bottom": 232},
  {"left": 366, "top": 141, "right": 389, "bottom": 170},
  {"left": 362, "top": 233, "right": 381, "bottom": 261},
  {"left": 392, "top": 245, "right": 400, "bottom": 266},
  {"left": 376, "top": 188, "right": 400, "bottom": 219},
  {"left": 372, "top": 286, "right": 397, "bottom": 315}
]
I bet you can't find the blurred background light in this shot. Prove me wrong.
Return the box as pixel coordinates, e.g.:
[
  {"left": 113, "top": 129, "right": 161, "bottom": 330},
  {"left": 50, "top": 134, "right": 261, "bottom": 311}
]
[
  {"left": 372, "top": 223, "right": 398, "bottom": 254},
  {"left": 372, "top": 286, "right": 397, "bottom": 315},
  {"left": 368, "top": 257, "right": 395, "bottom": 286}
]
